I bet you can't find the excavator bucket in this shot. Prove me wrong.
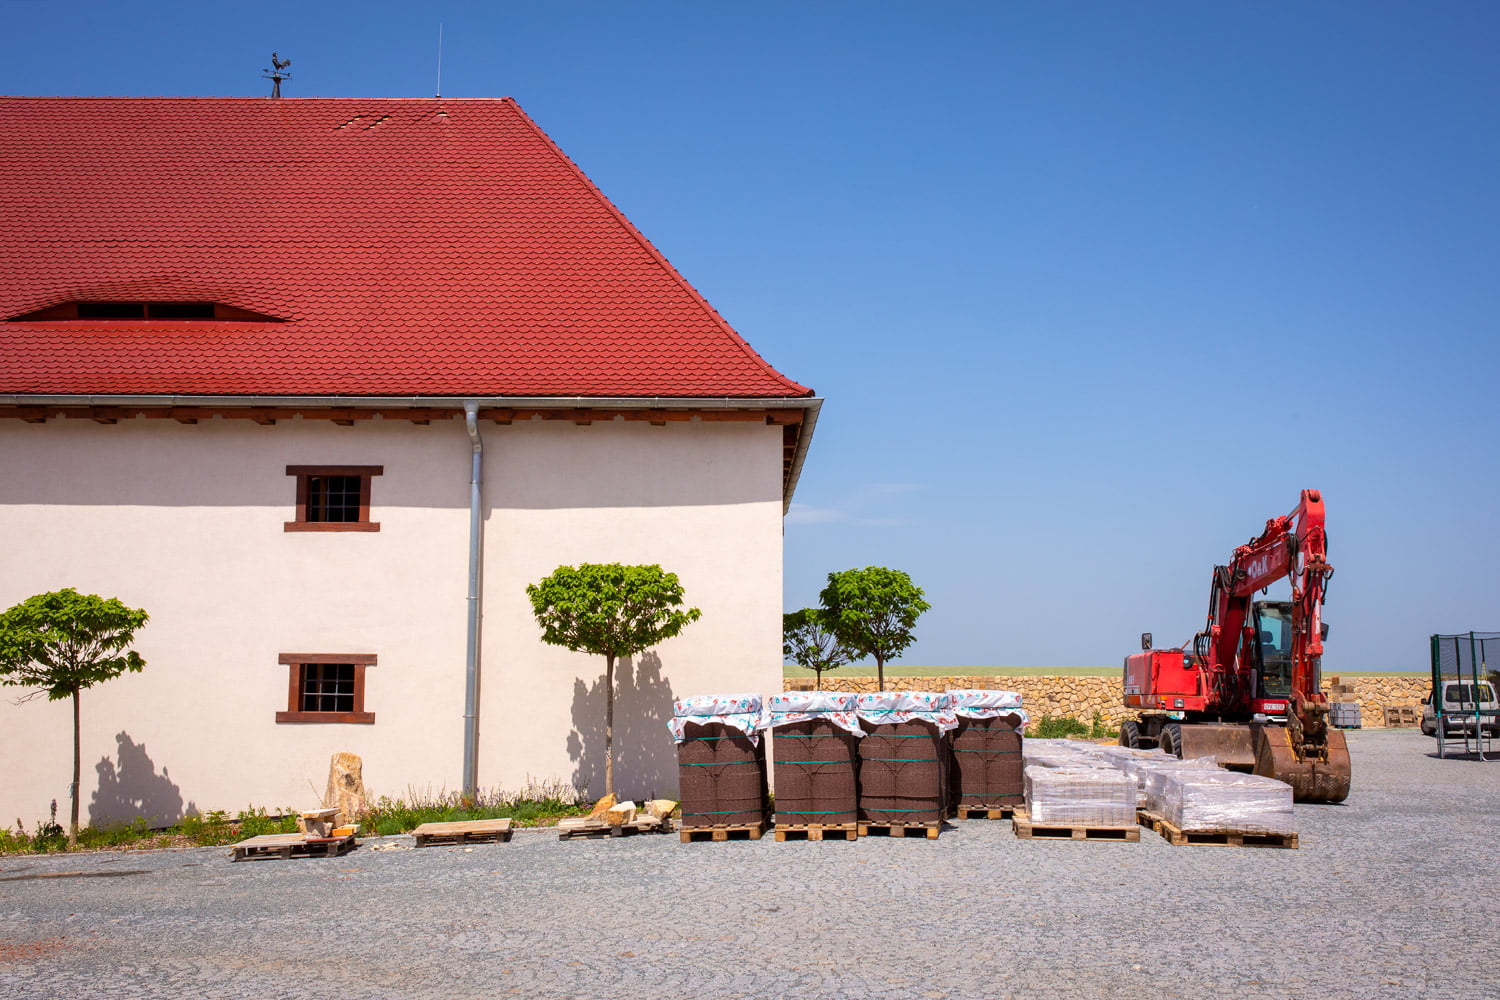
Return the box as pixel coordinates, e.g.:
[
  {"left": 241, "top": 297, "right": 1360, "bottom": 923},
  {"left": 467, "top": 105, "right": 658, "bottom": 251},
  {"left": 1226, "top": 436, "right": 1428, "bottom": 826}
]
[
  {"left": 1253, "top": 725, "right": 1351, "bottom": 803},
  {"left": 1176, "top": 723, "right": 1257, "bottom": 769}
]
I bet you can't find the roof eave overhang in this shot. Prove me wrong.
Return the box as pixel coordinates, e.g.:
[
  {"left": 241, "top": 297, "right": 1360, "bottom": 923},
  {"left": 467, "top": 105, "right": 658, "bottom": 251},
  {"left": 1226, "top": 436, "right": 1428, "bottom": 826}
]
[{"left": 0, "top": 392, "right": 823, "bottom": 512}]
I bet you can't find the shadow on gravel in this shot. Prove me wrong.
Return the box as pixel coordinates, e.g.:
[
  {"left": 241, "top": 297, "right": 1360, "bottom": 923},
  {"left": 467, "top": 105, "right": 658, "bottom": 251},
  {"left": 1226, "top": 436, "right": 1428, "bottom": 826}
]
[{"left": 0, "top": 870, "right": 151, "bottom": 882}]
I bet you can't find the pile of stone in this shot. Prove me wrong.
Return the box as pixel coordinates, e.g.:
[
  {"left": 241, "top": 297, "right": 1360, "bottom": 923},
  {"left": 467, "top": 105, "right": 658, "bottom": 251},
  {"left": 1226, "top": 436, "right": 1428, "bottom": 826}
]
[
  {"left": 762, "top": 691, "right": 863, "bottom": 828},
  {"left": 947, "top": 689, "right": 1027, "bottom": 813},
  {"left": 669, "top": 693, "right": 770, "bottom": 831},
  {"left": 1147, "top": 769, "right": 1295, "bottom": 835},
  {"left": 1022, "top": 763, "right": 1137, "bottom": 827},
  {"left": 853, "top": 691, "right": 958, "bottom": 829},
  {"left": 1020, "top": 738, "right": 1298, "bottom": 835}
]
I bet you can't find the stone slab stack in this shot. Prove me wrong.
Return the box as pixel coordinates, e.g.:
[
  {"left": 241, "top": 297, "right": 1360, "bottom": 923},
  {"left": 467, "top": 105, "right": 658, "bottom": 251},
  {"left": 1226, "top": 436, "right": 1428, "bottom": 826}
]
[
  {"left": 763, "top": 692, "right": 863, "bottom": 829},
  {"left": 947, "top": 689, "right": 1027, "bottom": 812},
  {"left": 669, "top": 694, "right": 769, "bottom": 830},
  {"left": 854, "top": 692, "right": 958, "bottom": 829}
]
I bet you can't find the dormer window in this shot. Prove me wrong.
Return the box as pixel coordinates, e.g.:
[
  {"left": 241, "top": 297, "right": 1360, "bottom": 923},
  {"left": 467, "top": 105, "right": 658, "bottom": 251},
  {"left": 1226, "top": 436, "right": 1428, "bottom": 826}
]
[{"left": 8, "top": 301, "right": 281, "bottom": 322}]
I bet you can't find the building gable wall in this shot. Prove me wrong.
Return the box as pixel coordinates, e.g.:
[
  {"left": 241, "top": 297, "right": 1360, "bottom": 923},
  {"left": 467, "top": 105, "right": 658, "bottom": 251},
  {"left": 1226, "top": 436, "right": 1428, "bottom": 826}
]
[{"left": 0, "top": 416, "right": 783, "bottom": 824}]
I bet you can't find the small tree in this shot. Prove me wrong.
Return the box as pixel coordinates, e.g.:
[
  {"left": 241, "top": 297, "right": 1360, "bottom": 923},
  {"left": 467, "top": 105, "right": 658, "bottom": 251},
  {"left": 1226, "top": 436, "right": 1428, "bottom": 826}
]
[
  {"left": 783, "top": 608, "right": 853, "bottom": 690},
  {"left": 0, "top": 589, "right": 149, "bottom": 847},
  {"left": 819, "top": 566, "right": 930, "bottom": 692},
  {"left": 525, "top": 564, "right": 701, "bottom": 797}
]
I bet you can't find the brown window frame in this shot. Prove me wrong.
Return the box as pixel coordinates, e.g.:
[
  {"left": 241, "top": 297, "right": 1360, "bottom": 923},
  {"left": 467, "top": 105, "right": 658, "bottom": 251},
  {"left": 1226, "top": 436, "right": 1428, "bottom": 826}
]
[
  {"left": 285, "top": 465, "right": 382, "bottom": 532},
  {"left": 275, "top": 653, "right": 376, "bottom": 724}
]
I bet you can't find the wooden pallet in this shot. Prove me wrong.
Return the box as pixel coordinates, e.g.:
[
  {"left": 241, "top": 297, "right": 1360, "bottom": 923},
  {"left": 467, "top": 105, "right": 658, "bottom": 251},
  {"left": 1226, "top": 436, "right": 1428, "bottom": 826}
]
[
  {"left": 773, "top": 823, "right": 858, "bottom": 842},
  {"left": 1012, "top": 809, "right": 1139, "bottom": 842},
  {"left": 231, "top": 832, "right": 356, "bottom": 862},
  {"left": 1384, "top": 706, "right": 1419, "bottom": 727},
  {"left": 557, "top": 815, "right": 671, "bottom": 841},
  {"left": 411, "top": 817, "right": 513, "bottom": 847},
  {"left": 1139, "top": 810, "right": 1298, "bottom": 849},
  {"left": 857, "top": 821, "right": 940, "bottom": 840},
  {"left": 679, "top": 821, "right": 766, "bottom": 843},
  {"left": 953, "top": 804, "right": 1020, "bottom": 820}
]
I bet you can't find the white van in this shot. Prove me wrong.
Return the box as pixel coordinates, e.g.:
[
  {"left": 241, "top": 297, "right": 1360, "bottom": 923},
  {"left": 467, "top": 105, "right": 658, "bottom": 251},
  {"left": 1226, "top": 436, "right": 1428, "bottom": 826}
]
[{"left": 1421, "top": 679, "right": 1500, "bottom": 737}]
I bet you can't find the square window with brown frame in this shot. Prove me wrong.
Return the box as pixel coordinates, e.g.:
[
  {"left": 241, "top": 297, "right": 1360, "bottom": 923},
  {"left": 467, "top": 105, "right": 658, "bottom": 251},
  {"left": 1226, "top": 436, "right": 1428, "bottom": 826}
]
[
  {"left": 275, "top": 654, "right": 376, "bottom": 723},
  {"left": 285, "top": 465, "right": 382, "bottom": 531}
]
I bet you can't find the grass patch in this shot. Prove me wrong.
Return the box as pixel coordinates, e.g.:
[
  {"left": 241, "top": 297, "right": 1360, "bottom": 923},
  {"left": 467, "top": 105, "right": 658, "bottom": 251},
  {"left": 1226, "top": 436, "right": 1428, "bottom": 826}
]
[
  {"left": 360, "top": 779, "right": 590, "bottom": 836},
  {"left": 0, "top": 806, "right": 299, "bottom": 856},
  {"left": 1031, "top": 712, "right": 1118, "bottom": 741},
  {"left": 1, "top": 778, "right": 591, "bottom": 855}
]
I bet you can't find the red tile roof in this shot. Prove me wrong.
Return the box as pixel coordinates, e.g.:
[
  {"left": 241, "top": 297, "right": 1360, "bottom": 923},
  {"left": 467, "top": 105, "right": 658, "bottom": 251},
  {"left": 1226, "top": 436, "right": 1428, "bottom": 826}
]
[{"left": 0, "top": 97, "right": 811, "bottom": 398}]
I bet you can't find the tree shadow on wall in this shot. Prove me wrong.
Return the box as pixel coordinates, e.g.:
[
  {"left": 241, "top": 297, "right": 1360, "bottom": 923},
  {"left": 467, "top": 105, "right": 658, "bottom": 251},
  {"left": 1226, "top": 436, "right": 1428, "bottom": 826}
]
[
  {"left": 567, "top": 651, "right": 677, "bottom": 800},
  {"left": 89, "top": 732, "right": 188, "bottom": 828}
]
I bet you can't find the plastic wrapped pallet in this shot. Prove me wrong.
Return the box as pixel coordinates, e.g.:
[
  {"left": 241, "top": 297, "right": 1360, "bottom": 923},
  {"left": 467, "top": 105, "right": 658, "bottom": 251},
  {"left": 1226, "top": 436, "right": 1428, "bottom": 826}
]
[
  {"left": 1021, "top": 738, "right": 1095, "bottom": 769},
  {"left": 669, "top": 694, "right": 769, "bottom": 830},
  {"left": 1093, "top": 746, "right": 1219, "bottom": 798},
  {"left": 855, "top": 692, "right": 957, "bottom": 827},
  {"left": 1139, "top": 758, "right": 1224, "bottom": 815},
  {"left": 947, "top": 689, "right": 1027, "bottom": 811},
  {"left": 1023, "top": 764, "right": 1137, "bottom": 826},
  {"left": 762, "top": 692, "right": 863, "bottom": 828},
  {"left": 1157, "top": 770, "right": 1295, "bottom": 835}
]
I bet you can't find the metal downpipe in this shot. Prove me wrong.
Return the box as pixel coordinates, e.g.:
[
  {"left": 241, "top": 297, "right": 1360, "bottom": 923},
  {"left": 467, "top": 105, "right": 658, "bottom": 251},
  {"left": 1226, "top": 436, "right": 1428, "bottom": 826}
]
[{"left": 462, "top": 401, "right": 483, "bottom": 795}]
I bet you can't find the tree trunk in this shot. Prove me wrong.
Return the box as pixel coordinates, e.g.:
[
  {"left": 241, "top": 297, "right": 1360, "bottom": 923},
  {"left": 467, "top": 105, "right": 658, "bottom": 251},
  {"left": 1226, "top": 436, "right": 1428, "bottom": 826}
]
[
  {"left": 605, "top": 652, "right": 615, "bottom": 798},
  {"left": 876, "top": 654, "right": 885, "bottom": 692},
  {"left": 69, "top": 688, "right": 80, "bottom": 848}
]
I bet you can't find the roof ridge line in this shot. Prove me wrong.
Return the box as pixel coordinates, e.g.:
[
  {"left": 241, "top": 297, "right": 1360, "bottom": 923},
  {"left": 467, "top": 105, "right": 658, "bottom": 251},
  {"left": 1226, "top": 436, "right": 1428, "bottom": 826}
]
[{"left": 504, "top": 98, "right": 812, "bottom": 398}]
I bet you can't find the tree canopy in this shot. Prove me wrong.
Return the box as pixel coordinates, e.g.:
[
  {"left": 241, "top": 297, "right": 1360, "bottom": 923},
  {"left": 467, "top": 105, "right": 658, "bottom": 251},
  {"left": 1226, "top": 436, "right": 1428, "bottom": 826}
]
[
  {"left": 526, "top": 563, "right": 700, "bottom": 795},
  {"left": 0, "top": 588, "right": 149, "bottom": 845},
  {"left": 783, "top": 608, "right": 853, "bottom": 690},
  {"left": 526, "top": 563, "right": 701, "bottom": 661},
  {"left": 819, "top": 566, "right": 929, "bottom": 691}
]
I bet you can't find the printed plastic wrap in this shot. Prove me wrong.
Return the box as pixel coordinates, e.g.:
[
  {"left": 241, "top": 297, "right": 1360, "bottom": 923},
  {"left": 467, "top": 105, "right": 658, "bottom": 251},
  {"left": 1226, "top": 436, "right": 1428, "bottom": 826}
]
[
  {"left": 668, "top": 693, "right": 764, "bottom": 744},
  {"left": 1158, "top": 770, "right": 1296, "bottom": 834},
  {"left": 1023, "top": 764, "right": 1138, "bottom": 826},
  {"left": 854, "top": 691, "right": 958, "bottom": 733},
  {"left": 761, "top": 691, "right": 864, "bottom": 737},
  {"left": 946, "top": 689, "right": 1028, "bottom": 725}
]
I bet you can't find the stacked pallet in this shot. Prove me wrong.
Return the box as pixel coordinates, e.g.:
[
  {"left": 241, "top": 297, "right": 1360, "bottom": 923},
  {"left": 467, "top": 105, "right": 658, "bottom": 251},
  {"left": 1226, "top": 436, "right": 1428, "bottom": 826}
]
[
  {"left": 763, "top": 691, "right": 864, "bottom": 841},
  {"left": 1142, "top": 769, "right": 1298, "bottom": 847},
  {"left": 854, "top": 691, "right": 957, "bottom": 838},
  {"left": 669, "top": 693, "right": 770, "bottom": 841},
  {"left": 1329, "top": 702, "right": 1362, "bottom": 729},
  {"left": 947, "top": 688, "right": 1027, "bottom": 818}
]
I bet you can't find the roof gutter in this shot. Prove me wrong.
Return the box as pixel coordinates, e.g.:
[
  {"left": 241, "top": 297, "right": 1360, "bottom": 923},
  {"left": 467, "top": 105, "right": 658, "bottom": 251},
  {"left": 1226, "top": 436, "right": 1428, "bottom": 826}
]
[{"left": 0, "top": 393, "right": 818, "bottom": 410}]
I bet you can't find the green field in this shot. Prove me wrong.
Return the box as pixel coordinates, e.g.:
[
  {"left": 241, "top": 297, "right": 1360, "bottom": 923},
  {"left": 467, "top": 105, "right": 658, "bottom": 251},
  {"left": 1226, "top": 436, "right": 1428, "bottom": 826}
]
[{"left": 782, "top": 664, "right": 1426, "bottom": 678}]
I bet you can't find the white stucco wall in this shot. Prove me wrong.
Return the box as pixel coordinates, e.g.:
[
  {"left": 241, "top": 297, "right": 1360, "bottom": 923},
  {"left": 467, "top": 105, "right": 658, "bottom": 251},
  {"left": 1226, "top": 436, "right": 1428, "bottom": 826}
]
[{"left": 0, "top": 413, "right": 785, "bottom": 827}]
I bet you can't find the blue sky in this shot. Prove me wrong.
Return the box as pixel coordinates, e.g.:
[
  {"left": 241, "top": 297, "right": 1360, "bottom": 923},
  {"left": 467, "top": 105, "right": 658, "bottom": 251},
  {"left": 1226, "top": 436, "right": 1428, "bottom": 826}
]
[{"left": 5, "top": 1, "right": 1497, "bottom": 670}]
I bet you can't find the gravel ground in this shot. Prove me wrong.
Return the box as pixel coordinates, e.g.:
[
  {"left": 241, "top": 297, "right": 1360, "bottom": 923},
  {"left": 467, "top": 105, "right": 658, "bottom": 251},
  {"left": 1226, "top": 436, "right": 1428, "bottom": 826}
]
[{"left": 1, "top": 729, "right": 1496, "bottom": 1000}]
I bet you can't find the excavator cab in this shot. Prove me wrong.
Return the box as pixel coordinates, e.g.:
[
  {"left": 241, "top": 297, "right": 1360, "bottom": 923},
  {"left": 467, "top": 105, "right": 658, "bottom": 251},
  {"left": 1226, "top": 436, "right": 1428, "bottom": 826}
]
[{"left": 1251, "top": 602, "right": 1294, "bottom": 702}]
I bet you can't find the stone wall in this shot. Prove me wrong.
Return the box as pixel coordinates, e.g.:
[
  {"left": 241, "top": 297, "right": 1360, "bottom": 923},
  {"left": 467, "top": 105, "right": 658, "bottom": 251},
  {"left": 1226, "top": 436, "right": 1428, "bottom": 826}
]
[{"left": 783, "top": 673, "right": 1429, "bottom": 731}]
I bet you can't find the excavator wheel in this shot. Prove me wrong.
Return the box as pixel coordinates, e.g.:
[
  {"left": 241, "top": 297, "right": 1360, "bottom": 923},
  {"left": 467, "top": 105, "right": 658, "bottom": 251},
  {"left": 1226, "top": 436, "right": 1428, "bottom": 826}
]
[
  {"left": 1252, "top": 725, "right": 1351, "bottom": 804},
  {"left": 1158, "top": 722, "right": 1183, "bottom": 758},
  {"left": 1119, "top": 720, "right": 1141, "bottom": 749}
]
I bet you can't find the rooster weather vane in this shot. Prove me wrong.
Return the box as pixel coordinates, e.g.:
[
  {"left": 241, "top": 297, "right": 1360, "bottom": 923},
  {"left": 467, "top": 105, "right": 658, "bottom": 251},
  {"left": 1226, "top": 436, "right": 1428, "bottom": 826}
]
[{"left": 262, "top": 52, "right": 292, "bottom": 98}]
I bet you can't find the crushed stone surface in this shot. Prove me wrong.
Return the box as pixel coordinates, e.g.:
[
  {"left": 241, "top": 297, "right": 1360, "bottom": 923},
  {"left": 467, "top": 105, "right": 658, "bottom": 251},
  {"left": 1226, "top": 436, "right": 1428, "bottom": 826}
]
[{"left": 0, "top": 730, "right": 1494, "bottom": 999}]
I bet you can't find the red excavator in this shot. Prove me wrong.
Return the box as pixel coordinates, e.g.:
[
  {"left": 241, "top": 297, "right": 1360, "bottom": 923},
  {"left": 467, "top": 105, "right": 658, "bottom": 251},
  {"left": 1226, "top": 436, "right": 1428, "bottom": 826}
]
[{"left": 1120, "top": 489, "right": 1351, "bottom": 803}]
